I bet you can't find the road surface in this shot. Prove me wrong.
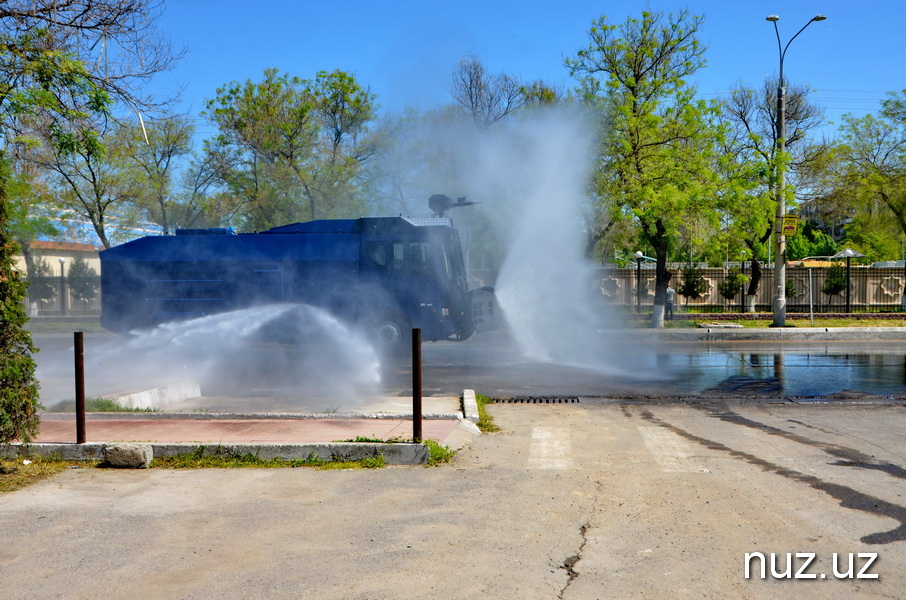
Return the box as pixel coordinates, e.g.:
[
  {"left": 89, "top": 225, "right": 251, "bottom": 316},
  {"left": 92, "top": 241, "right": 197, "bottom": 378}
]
[{"left": 3, "top": 400, "right": 904, "bottom": 599}]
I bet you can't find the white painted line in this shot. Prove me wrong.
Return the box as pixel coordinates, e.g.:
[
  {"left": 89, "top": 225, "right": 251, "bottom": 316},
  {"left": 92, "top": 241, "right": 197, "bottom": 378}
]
[
  {"left": 637, "top": 426, "right": 710, "bottom": 473},
  {"left": 528, "top": 426, "right": 573, "bottom": 469}
]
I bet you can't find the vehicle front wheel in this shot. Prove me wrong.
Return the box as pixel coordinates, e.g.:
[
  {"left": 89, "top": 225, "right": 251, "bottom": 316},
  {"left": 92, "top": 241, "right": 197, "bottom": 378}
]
[{"left": 367, "top": 312, "right": 409, "bottom": 353}]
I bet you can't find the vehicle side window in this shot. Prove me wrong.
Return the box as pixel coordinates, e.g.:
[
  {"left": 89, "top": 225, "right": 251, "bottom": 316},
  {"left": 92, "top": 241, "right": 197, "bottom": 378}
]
[
  {"left": 391, "top": 241, "right": 433, "bottom": 275},
  {"left": 392, "top": 242, "right": 405, "bottom": 271}
]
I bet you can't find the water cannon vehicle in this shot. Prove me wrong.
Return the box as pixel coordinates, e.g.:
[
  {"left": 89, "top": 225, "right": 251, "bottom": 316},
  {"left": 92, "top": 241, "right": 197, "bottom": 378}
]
[{"left": 100, "top": 197, "right": 496, "bottom": 349}]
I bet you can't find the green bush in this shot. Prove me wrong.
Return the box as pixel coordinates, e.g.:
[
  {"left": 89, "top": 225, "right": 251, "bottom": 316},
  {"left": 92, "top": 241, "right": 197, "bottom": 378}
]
[
  {"left": 0, "top": 156, "right": 41, "bottom": 444},
  {"left": 26, "top": 258, "right": 56, "bottom": 303},
  {"left": 718, "top": 270, "right": 748, "bottom": 300},
  {"left": 822, "top": 263, "right": 847, "bottom": 296},
  {"left": 678, "top": 265, "right": 708, "bottom": 299},
  {"left": 67, "top": 255, "right": 98, "bottom": 302}
]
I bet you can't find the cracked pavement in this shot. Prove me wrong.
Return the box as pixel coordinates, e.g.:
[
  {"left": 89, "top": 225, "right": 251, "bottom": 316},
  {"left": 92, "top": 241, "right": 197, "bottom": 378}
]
[{"left": 3, "top": 401, "right": 906, "bottom": 599}]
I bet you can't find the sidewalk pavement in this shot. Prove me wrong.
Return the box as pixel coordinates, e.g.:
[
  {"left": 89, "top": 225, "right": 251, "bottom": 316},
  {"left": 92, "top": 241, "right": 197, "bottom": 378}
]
[{"left": 5, "top": 395, "right": 480, "bottom": 465}]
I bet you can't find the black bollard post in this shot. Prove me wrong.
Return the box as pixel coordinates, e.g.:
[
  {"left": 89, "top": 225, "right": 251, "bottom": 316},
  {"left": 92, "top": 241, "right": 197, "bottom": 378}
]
[
  {"left": 412, "top": 328, "right": 422, "bottom": 443},
  {"left": 74, "top": 331, "right": 86, "bottom": 444}
]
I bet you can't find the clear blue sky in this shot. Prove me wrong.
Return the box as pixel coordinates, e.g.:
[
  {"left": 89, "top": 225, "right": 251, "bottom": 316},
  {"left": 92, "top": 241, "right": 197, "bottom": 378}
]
[{"left": 153, "top": 0, "right": 904, "bottom": 139}]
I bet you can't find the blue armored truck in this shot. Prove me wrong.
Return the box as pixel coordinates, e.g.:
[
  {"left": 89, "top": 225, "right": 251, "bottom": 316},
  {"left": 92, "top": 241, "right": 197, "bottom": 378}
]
[{"left": 100, "top": 213, "right": 495, "bottom": 348}]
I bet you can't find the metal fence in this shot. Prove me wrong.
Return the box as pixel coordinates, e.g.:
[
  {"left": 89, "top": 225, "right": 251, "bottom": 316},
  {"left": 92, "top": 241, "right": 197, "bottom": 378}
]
[
  {"left": 23, "top": 275, "right": 102, "bottom": 317},
  {"left": 597, "top": 265, "right": 906, "bottom": 313},
  {"left": 20, "top": 267, "right": 906, "bottom": 318}
]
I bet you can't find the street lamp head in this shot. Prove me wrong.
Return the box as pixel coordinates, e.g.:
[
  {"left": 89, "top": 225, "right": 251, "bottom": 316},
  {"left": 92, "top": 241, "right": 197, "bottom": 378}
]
[
  {"left": 766, "top": 15, "right": 779, "bottom": 22},
  {"left": 812, "top": 15, "right": 827, "bottom": 22},
  {"left": 58, "top": 257, "right": 66, "bottom": 264},
  {"left": 633, "top": 251, "right": 644, "bottom": 260}
]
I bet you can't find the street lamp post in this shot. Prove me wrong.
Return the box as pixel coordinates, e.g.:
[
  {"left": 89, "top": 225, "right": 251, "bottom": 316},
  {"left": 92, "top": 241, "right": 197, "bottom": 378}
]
[
  {"left": 634, "top": 251, "right": 644, "bottom": 313},
  {"left": 766, "top": 13, "right": 826, "bottom": 327},
  {"left": 58, "top": 257, "right": 67, "bottom": 316}
]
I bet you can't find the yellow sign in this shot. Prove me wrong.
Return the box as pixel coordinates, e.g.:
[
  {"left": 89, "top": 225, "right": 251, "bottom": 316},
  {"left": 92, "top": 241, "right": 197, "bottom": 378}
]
[{"left": 782, "top": 215, "right": 799, "bottom": 237}]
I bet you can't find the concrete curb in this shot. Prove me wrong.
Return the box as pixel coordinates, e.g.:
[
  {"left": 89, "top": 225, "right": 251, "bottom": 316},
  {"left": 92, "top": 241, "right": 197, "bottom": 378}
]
[
  {"left": 1, "top": 441, "right": 430, "bottom": 465},
  {"left": 14, "top": 389, "right": 485, "bottom": 466},
  {"left": 462, "top": 389, "right": 479, "bottom": 423},
  {"left": 444, "top": 419, "right": 481, "bottom": 452},
  {"left": 106, "top": 381, "right": 201, "bottom": 410},
  {"left": 39, "top": 411, "right": 465, "bottom": 421},
  {"left": 634, "top": 327, "right": 906, "bottom": 342}
]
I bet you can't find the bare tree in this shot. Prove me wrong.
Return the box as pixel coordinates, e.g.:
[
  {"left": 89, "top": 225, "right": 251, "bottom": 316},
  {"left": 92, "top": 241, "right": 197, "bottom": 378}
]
[
  {"left": 450, "top": 54, "right": 524, "bottom": 128},
  {"left": 0, "top": 0, "right": 183, "bottom": 114},
  {"left": 173, "top": 151, "right": 229, "bottom": 228},
  {"left": 725, "top": 78, "right": 824, "bottom": 167}
]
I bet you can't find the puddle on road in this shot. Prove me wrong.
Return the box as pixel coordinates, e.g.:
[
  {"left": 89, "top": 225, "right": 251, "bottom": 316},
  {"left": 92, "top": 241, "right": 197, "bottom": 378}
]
[{"left": 638, "top": 350, "right": 906, "bottom": 398}]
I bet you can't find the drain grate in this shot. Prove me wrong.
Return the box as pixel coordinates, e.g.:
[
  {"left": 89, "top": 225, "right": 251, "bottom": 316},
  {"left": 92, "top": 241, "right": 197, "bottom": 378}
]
[{"left": 495, "top": 397, "right": 581, "bottom": 404}]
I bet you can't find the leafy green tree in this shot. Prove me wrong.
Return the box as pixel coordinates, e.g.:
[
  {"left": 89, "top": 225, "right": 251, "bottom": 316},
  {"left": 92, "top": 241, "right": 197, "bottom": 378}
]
[
  {"left": 0, "top": 0, "right": 179, "bottom": 443},
  {"left": 315, "top": 69, "right": 376, "bottom": 163},
  {"left": 309, "top": 69, "right": 376, "bottom": 218},
  {"left": 0, "top": 158, "right": 40, "bottom": 443},
  {"left": 204, "top": 68, "right": 376, "bottom": 230},
  {"left": 0, "top": 12, "right": 106, "bottom": 442},
  {"left": 825, "top": 91, "right": 906, "bottom": 253},
  {"left": 115, "top": 115, "right": 195, "bottom": 234},
  {"left": 785, "top": 222, "right": 839, "bottom": 260},
  {"left": 32, "top": 118, "right": 145, "bottom": 248},
  {"left": 567, "top": 9, "right": 723, "bottom": 327},
  {"left": 6, "top": 164, "right": 60, "bottom": 278},
  {"left": 203, "top": 68, "right": 318, "bottom": 229},
  {"left": 837, "top": 208, "right": 902, "bottom": 262},
  {"left": 720, "top": 78, "right": 827, "bottom": 308},
  {"left": 520, "top": 80, "right": 564, "bottom": 106}
]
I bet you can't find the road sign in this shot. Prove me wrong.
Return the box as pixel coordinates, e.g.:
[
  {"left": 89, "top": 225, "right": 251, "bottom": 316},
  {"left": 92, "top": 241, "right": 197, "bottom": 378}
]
[{"left": 782, "top": 215, "right": 799, "bottom": 236}]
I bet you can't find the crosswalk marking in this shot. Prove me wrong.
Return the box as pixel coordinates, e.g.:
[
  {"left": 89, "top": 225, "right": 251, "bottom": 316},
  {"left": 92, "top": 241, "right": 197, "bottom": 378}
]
[
  {"left": 528, "top": 426, "right": 573, "bottom": 469},
  {"left": 637, "top": 426, "right": 710, "bottom": 473}
]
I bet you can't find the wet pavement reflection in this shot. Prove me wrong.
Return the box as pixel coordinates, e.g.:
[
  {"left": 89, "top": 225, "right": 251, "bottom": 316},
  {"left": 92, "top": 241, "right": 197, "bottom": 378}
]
[{"left": 405, "top": 332, "right": 906, "bottom": 399}]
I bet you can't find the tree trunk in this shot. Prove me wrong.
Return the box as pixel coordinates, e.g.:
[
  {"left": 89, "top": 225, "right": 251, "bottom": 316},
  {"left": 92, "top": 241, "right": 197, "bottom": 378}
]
[
  {"left": 746, "top": 258, "right": 762, "bottom": 313},
  {"left": 650, "top": 219, "right": 671, "bottom": 329}
]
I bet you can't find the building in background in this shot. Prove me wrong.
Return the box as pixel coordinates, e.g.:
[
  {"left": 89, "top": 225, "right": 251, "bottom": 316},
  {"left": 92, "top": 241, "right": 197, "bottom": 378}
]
[{"left": 14, "top": 240, "right": 102, "bottom": 274}]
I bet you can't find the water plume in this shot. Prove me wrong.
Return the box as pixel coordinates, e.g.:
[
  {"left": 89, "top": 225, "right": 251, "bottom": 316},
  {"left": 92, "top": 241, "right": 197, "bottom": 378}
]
[
  {"left": 84, "top": 304, "right": 382, "bottom": 409},
  {"left": 456, "top": 107, "right": 630, "bottom": 371}
]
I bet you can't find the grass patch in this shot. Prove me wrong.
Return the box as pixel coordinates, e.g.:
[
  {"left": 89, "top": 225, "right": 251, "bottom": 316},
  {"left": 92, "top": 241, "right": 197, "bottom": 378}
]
[
  {"left": 475, "top": 393, "right": 500, "bottom": 433},
  {"left": 424, "top": 439, "right": 455, "bottom": 466},
  {"left": 336, "top": 437, "right": 454, "bottom": 467},
  {"left": 0, "top": 457, "right": 94, "bottom": 493},
  {"left": 45, "top": 398, "right": 159, "bottom": 413},
  {"left": 150, "top": 445, "right": 385, "bottom": 469},
  {"left": 336, "top": 436, "right": 405, "bottom": 443}
]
